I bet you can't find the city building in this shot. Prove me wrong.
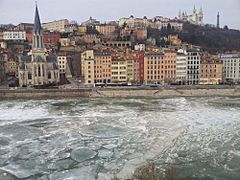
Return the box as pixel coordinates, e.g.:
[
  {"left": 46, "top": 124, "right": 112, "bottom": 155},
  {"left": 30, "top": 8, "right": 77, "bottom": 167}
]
[
  {"left": 125, "top": 50, "right": 144, "bottom": 84},
  {"left": 95, "top": 24, "right": 117, "bottom": 39},
  {"left": 102, "top": 41, "right": 132, "bottom": 49},
  {"left": 15, "top": 23, "right": 34, "bottom": 32},
  {"left": 59, "top": 38, "right": 71, "bottom": 47},
  {"left": 144, "top": 52, "right": 165, "bottom": 84},
  {"left": 0, "top": 55, "right": 6, "bottom": 83},
  {"left": 6, "top": 56, "right": 19, "bottom": 76},
  {"left": 3, "top": 31, "right": 26, "bottom": 41},
  {"left": 221, "top": 53, "right": 240, "bottom": 84},
  {"left": 83, "top": 34, "right": 101, "bottom": 44},
  {"left": 164, "top": 49, "right": 177, "bottom": 83},
  {"left": 78, "top": 25, "right": 87, "bottom": 34},
  {"left": 176, "top": 50, "right": 187, "bottom": 84},
  {"left": 94, "top": 50, "right": 112, "bottom": 84},
  {"left": 120, "top": 27, "right": 147, "bottom": 41},
  {"left": 57, "top": 55, "right": 69, "bottom": 74},
  {"left": 134, "top": 44, "right": 146, "bottom": 51},
  {"left": 119, "top": 15, "right": 157, "bottom": 29},
  {"left": 178, "top": 6, "right": 204, "bottom": 26},
  {"left": 186, "top": 50, "right": 201, "bottom": 85},
  {"left": 26, "top": 31, "right": 61, "bottom": 46},
  {"left": 168, "top": 35, "right": 182, "bottom": 46},
  {"left": 153, "top": 16, "right": 183, "bottom": 31},
  {"left": 42, "top": 19, "right": 69, "bottom": 32},
  {"left": 81, "top": 50, "right": 95, "bottom": 85},
  {"left": 200, "top": 54, "right": 223, "bottom": 84},
  {"left": 81, "top": 17, "right": 100, "bottom": 26},
  {"left": 64, "top": 22, "right": 78, "bottom": 32},
  {"left": 112, "top": 58, "right": 128, "bottom": 83},
  {"left": 18, "top": 5, "right": 59, "bottom": 87}
]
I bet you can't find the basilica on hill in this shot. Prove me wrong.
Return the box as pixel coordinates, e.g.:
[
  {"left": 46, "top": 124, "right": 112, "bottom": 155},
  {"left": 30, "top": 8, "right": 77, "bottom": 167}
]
[
  {"left": 178, "top": 6, "right": 204, "bottom": 26},
  {"left": 18, "top": 4, "right": 59, "bottom": 87}
]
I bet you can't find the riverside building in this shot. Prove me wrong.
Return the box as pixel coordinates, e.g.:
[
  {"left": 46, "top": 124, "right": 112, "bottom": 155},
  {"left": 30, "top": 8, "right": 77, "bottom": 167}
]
[
  {"left": 200, "top": 54, "right": 223, "bottom": 84},
  {"left": 176, "top": 51, "right": 187, "bottom": 84},
  {"left": 221, "top": 53, "right": 240, "bottom": 84},
  {"left": 18, "top": 5, "right": 59, "bottom": 87},
  {"left": 143, "top": 52, "right": 164, "bottom": 84},
  {"left": 186, "top": 50, "right": 201, "bottom": 85},
  {"left": 81, "top": 50, "right": 95, "bottom": 85},
  {"left": 94, "top": 50, "right": 112, "bottom": 84}
]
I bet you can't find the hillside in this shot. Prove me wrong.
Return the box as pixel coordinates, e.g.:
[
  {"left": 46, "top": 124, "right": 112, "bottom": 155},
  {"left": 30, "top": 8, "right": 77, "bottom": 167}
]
[
  {"left": 179, "top": 23, "right": 240, "bottom": 53},
  {"left": 148, "top": 23, "right": 240, "bottom": 53}
]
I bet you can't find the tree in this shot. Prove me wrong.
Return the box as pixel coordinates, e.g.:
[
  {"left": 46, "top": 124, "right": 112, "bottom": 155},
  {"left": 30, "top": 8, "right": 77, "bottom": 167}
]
[{"left": 224, "top": 25, "right": 229, "bottom": 30}]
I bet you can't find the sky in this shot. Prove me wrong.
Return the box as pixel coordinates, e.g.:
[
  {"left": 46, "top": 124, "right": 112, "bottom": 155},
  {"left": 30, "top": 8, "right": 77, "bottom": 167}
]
[{"left": 0, "top": 0, "right": 240, "bottom": 30}]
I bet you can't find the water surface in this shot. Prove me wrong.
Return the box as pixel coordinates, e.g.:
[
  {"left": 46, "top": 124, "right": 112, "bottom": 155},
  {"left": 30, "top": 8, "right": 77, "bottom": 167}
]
[{"left": 0, "top": 97, "right": 239, "bottom": 179}]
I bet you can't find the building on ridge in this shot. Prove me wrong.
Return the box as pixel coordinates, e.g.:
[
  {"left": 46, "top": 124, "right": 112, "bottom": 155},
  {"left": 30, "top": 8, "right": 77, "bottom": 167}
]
[{"left": 178, "top": 6, "right": 203, "bottom": 26}]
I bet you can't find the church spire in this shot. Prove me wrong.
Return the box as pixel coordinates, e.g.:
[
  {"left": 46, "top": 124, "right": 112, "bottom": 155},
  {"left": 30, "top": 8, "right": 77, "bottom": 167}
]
[
  {"left": 34, "top": 2, "right": 42, "bottom": 35},
  {"left": 32, "top": 2, "right": 44, "bottom": 50},
  {"left": 193, "top": 5, "right": 196, "bottom": 13}
]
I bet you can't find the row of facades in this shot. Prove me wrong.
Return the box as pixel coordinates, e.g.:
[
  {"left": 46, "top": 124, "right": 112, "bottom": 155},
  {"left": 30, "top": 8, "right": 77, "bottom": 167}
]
[
  {"left": 1, "top": 47, "right": 240, "bottom": 86},
  {"left": 80, "top": 48, "right": 240, "bottom": 86}
]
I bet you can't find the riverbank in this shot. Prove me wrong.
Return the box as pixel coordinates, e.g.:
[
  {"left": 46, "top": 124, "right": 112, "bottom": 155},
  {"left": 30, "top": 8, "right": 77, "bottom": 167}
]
[{"left": 0, "top": 86, "right": 240, "bottom": 99}]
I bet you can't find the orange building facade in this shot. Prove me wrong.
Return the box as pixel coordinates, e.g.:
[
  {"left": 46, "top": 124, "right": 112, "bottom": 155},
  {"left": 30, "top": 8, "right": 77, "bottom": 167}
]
[{"left": 94, "top": 50, "right": 112, "bottom": 84}]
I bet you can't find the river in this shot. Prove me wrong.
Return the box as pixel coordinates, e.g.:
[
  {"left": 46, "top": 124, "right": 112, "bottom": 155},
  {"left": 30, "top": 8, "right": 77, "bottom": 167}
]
[{"left": 0, "top": 97, "right": 239, "bottom": 179}]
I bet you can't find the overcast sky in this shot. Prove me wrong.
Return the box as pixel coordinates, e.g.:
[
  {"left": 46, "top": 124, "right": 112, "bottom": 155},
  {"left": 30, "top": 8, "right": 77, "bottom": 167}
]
[{"left": 0, "top": 0, "right": 240, "bottom": 29}]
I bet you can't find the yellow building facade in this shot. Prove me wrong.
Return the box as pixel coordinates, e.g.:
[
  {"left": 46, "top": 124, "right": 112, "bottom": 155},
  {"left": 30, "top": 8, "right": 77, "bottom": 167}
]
[{"left": 81, "top": 50, "right": 95, "bottom": 85}]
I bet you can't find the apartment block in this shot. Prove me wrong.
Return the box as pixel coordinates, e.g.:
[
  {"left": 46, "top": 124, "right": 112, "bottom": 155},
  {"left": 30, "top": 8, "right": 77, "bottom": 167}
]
[
  {"left": 81, "top": 50, "right": 95, "bottom": 85},
  {"left": 187, "top": 50, "right": 201, "bottom": 85},
  {"left": 221, "top": 53, "right": 240, "bottom": 84},
  {"left": 200, "top": 54, "right": 223, "bottom": 84},
  {"left": 94, "top": 50, "right": 112, "bottom": 84},
  {"left": 3, "top": 31, "right": 26, "bottom": 41}
]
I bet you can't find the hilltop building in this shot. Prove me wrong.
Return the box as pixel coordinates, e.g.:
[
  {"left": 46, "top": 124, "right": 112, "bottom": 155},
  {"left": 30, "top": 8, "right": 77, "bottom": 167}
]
[
  {"left": 42, "top": 19, "right": 69, "bottom": 32},
  {"left": 18, "top": 4, "right": 59, "bottom": 87},
  {"left": 119, "top": 15, "right": 157, "bottom": 29},
  {"left": 178, "top": 6, "right": 203, "bottom": 26}
]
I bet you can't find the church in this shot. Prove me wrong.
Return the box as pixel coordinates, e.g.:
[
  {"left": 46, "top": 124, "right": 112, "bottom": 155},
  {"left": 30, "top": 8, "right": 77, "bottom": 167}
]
[
  {"left": 178, "top": 6, "right": 204, "bottom": 26},
  {"left": 18, "top": 5, "right": 59, "bottom": 87}
]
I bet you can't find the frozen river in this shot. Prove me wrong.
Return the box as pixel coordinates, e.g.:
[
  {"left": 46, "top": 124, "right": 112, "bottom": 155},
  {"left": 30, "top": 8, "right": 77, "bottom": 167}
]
[{"left": 0, "top": 97, "right": 239, "bottom": 179}]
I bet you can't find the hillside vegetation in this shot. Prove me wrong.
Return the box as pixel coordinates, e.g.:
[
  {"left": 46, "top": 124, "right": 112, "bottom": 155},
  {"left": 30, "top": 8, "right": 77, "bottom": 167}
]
[{"left": 148, "top": 23, "right": 240, "bottom": 53}]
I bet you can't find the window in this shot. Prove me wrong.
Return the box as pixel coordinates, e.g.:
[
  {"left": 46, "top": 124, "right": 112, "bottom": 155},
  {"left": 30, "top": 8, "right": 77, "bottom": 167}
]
[
  {"left": 48, "top": 72, "right": 51, "bottom": 79},
  {"left": 28, "top": 73, "right": 32, "bottom": 80}
]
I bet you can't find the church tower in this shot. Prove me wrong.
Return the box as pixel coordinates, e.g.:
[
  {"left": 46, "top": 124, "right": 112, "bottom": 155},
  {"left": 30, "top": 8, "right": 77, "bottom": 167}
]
[
  {"left": 32, "top": 4, "right": 44, "bottom": 51},
  {"left": 18, "top": 3, "right": 60, "bottom": 87},
  {"left": 217, "top": 12, "right": 220, "bottom": 28}
]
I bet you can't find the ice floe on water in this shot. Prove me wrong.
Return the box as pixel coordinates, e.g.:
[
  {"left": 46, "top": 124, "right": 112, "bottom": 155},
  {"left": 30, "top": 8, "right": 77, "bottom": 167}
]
[{"left": 0, "top": 97, "right": 239, "bottom": 179}]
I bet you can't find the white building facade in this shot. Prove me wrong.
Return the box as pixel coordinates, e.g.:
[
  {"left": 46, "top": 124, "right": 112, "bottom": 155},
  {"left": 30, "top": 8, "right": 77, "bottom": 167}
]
[
  {"left": 186, "top": 50, "right": 201, "bottom": 85},
  {"left": 42, "top": 19, "right": 69, "bottom": 32},
  {"left": 3, "top": 31, "right": 26, "bottom": 41},
  {"left": 179, "top": 7, "right": 204, "bottom": 26},
  {"left": 176, "top": 52, "right": 187, "bottom": 84},
  {"left": 221, "top": 54, "right": 240, "bottom": 84}
]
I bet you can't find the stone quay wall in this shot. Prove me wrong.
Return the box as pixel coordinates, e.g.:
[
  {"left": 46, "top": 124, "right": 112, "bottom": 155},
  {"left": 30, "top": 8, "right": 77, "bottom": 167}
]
[{"left": 0, "top": 86, "right": 240, "bottom": 99}]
